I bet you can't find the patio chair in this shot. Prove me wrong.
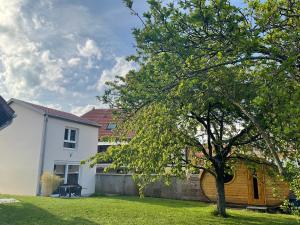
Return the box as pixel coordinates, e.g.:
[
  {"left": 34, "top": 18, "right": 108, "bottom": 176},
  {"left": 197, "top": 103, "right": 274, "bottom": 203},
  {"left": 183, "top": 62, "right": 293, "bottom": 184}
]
[
  {"left": 71, "top": 185, "right": 82, "bottom": 197},
  {"left": 58, "top": 185, "right": 68, "bottom": 197}
]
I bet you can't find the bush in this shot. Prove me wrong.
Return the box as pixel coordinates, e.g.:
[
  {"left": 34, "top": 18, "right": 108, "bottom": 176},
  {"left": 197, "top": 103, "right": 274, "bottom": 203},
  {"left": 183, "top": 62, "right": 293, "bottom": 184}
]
[
  {"left": 281, "top": 200, "right": 300, "bottom": 216},
  {"left": 40, "top": 172, "right": 62, "bottom": 196}
]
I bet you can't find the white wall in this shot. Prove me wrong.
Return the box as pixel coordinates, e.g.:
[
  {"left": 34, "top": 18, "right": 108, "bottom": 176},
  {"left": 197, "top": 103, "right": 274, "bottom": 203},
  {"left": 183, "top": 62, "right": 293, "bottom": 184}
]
[
  {"left": 42, "top": 117, "right": 98, "bottom": 195},
  {"left": 0, "top": 103, "right": 44, "bottom": 195}
]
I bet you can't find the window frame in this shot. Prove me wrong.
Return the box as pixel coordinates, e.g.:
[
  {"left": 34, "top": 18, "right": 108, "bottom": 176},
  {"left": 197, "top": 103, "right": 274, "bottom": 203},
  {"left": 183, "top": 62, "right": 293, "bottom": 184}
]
[{"left": 63, "top": 127, "right": 78, "bottom": 150}]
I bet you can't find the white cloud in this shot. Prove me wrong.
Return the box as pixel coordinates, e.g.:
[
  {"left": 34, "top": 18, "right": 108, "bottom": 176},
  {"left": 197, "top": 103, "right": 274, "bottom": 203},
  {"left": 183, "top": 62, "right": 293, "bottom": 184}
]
[
  {"left": 77, "top": 39, "right": 102, "bottom": 69},
  {"left": 0, "top": 0, "right": 104, "bottom": 102},
  {"left": 77, "top": 39, "right": 102, "bottom": 60},
  {"left": 0, "top": 0, "right": 141, "bottom": 112},
  {"left": 0, "top": 0, "right": 66, "bottom": 99},
  {"left": 71, "top": 104, "right": 97, "bottom": 116},
  {"left": 67, "top": 57, "right": 81, "bottom": 67},
  {"left": 96, "top": 57, "right": 135, "bottom": 92}
]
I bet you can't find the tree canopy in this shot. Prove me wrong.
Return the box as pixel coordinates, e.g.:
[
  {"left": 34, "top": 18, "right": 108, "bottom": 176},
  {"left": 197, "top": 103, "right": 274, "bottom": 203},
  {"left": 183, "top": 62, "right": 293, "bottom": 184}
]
[{"left": 92, "top": 0, "right": 300, "bottom": 217}]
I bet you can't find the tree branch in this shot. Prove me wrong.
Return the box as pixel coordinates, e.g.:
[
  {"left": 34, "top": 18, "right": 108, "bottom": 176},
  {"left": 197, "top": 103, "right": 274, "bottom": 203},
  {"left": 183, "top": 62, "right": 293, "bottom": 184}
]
[
  {"left": 230, "top": 100, "right": 284, "bottom": 175},
  {"left": 181, "top": 157, "right": 216, "bottom": 177},
  {"left": 190, "top": 111, "right": 217, "bottom": 144}
]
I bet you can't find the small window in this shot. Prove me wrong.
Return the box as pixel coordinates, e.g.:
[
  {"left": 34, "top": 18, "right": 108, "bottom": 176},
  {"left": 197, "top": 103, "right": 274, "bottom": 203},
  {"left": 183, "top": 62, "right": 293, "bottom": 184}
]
[
  {"left": 253, "top": 177, "right": 259, "bottom": 199},
  {"left": 64, "top": 128, "right": 78, "bottom": 149},
  {"left": 224, "top": 167, "right": 234, "bottom": 183},
  {"left": 98, "top": 145, "right": 110, "bottom": 153},
  {"left": 96, "top": 167, "right": 105, "bottom": 173},
  {"left": 54, "top": 165, "right": 65, "bottom": 177},
  {"left": 252, "top": 171, "right": 259, "bottom": 199},
  {"left": 106, "top": 123, "right": 116, "bottom": 130}
]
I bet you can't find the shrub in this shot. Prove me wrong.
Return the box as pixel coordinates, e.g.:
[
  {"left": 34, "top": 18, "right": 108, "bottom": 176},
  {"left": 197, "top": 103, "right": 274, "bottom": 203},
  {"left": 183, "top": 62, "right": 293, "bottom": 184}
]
[
  {"left": 281, "top": 200, "right": 300, "bottom": 216},
  {"left": 40, "top": 172, "right": 62, "bottom": 197}
]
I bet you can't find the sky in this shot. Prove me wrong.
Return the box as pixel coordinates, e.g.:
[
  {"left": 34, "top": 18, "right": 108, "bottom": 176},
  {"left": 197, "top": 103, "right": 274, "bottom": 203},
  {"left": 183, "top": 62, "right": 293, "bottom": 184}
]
[{"left": 0, "top": 0, "right": 245, "bottom": 116}]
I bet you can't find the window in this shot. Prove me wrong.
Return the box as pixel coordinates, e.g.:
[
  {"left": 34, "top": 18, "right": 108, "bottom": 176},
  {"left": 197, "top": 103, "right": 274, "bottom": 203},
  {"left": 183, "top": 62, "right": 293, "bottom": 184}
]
[
  {"left": 252, "top": 171, "right": 259, "bottom": 199},
  {"left": 64, "top": 128, "right": 78, "bottom": 149},
  {"left": 224, "top": 167, "right": 234, "bottom": 184},
  {"left": 54, "top": 164, "right": 80, "bottom": 185},
  {"left": 224, "top": 172, "right": 234, "bottom": 183},
  {"left": 97, "top": 145, "right": 112, "bottom": 163},
  {"left": 106, "top": 123, "right": 116, "bottom": 130},
  {"left": 67, "top": 165, "right": 80, "bottom": 185},
  {"left": 53, "top": 164, "right": 66, "bottom": 185},
  {"left": 98, "top": 145, "right": 110, "bottom": 153}
]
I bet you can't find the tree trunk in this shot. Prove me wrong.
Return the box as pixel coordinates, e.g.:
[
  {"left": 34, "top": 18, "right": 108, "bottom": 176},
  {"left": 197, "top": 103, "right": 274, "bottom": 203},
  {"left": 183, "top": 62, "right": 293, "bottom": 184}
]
[{"left": 215, "top": 165, "right": 227, "bottom": 217}]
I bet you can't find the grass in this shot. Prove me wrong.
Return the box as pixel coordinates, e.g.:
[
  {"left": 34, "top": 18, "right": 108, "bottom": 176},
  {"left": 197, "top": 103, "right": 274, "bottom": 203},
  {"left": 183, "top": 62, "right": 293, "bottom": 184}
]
[{"left": 0, "top": 195, "right": 298, "bottom": 225}]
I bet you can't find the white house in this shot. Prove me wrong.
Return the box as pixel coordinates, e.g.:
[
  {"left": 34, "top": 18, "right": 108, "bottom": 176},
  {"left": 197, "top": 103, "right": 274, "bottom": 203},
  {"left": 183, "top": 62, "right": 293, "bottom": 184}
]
[{"left": 0, "top": 99, "right": 99, "bottom": 196}]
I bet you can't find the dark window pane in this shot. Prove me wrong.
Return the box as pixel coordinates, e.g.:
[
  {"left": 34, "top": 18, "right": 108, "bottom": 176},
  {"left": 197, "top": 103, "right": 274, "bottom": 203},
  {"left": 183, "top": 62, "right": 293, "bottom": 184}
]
[
  {"left": 106, "top": 123, "right": 116, "bottom": 130},
  {"left": 253, "top": 177, "right": 259, "bottom": 199},
  {"left": 64, "top": 142, "right": 75, "bottom": 149},
  {"left": 67, "top": 174, "right": 79, "bottom": 185},
  {"left": 97, "top": 145, "right": 112, "bottom": 163},
  {"left": 64, "top": 129, "right": 69, "bottom": 140},
  {"left": 96, "top": 167, "right": 105, "bottom": 173},
  {"left": 223, "top": 167, "right": 234, "bottom": 183},
  {"left": 116, "top": 168, "right": 126, "bottom": 174},
  {"left": 53, "top": 164, "right": 65, "bottom": 192},
  {"left": 68, "top": 165, "right": 79, "bottom": 173},
  {"left": 98, "top": 145, "right": 110, "bottom": 153},
  {"left": 70, "top": 130, "right": 76, "bottom": 141},
  {"left": 224, "top": 173, "right": 234, "bottom": 183},
  {"left": 54, "top": 165, "right": 65, "bottom": 175}
]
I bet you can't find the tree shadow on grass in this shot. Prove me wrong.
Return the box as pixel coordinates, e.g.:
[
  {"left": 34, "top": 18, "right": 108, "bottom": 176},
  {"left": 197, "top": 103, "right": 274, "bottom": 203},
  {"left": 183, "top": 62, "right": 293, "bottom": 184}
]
[
  {"left": 93, "top": 196, "right": 298, "bottom": 225},
  {"left": 224, "top": 212, "right": 299, "bottom": 225},
  {"left": 0, "top": 202, "right": 99, "bottom": 225}
]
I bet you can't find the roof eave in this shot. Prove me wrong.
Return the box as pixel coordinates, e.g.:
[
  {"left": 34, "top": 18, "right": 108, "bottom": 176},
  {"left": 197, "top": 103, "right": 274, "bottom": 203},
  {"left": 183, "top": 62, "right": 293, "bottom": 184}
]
[{"left": 47, "top": 114, "right": 100, "bottom": 128}]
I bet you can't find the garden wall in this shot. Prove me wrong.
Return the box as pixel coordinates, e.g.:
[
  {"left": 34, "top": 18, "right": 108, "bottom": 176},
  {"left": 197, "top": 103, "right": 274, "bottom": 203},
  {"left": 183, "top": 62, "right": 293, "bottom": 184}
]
[{"left": 95, "top": 173, "right": 209, "bottom": 201}]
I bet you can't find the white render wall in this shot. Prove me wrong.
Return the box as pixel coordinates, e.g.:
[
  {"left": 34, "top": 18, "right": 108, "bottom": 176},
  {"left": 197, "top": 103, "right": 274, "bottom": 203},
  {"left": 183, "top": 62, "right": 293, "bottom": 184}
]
[
  {"left": 42, "top": 117, "right": 98, "bottom": 195},
  {"left": 0, "top": 102, "right": 44, "bottom": 195}
]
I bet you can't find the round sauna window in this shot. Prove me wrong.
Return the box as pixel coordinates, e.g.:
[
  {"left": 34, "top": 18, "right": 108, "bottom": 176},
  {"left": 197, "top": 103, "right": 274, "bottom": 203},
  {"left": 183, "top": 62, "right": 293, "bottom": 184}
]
[{"left": 224, "top": 168, "right": 234, "bottom": 183}]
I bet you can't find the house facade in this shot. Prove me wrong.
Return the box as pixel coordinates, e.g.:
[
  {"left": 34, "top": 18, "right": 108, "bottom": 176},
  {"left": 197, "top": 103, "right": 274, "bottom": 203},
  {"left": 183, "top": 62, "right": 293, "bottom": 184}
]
[{"left": 0, "top": 99, "right": 98, "bottom": 196}]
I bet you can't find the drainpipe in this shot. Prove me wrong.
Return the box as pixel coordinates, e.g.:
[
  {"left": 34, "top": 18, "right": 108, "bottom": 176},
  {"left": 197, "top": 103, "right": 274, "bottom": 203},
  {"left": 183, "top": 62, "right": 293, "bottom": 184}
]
[{"left": 37, "top": 113, "right": 49, "bottom": 195}]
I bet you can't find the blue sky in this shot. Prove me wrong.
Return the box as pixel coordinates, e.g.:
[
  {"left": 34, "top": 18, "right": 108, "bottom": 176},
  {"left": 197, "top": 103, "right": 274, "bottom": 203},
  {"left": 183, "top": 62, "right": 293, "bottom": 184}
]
[{"left": 0, "top": 0, "right": 245, "bottom": 115}]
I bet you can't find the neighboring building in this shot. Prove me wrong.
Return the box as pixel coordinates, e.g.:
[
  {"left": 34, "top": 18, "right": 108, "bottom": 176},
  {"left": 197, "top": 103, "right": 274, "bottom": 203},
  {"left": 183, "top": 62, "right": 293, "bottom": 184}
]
[
  {"left": 0, "top": 99, "right": 99, "bottom": 196},
  {"left": 81, "top": 109, "right": 120, "bottom": 173},
  {"left": 0, "top": 96, "right": 15, "bottom": 130},
  {"left": 81, "top": 108, "right": 116, "bottom": 140}
]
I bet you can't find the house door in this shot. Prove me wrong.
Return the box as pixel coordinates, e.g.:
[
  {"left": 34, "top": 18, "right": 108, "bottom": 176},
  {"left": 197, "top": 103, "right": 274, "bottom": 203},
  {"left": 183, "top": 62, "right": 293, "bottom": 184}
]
[{"left": 247, "top": 168, "right": 266, "bottom": 205}]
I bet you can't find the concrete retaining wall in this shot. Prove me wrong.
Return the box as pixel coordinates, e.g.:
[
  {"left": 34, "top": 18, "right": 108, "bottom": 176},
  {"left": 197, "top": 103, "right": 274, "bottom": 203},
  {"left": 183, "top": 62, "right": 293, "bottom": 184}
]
[{"left": 95, "top": 174, "right": 208, "bottom": 201}]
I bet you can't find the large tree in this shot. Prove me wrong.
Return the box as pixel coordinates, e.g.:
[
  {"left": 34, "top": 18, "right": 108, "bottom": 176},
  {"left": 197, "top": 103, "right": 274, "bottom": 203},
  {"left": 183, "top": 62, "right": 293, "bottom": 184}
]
[{"left": 92, "top": 0, "right": 300, "bottom": 217}]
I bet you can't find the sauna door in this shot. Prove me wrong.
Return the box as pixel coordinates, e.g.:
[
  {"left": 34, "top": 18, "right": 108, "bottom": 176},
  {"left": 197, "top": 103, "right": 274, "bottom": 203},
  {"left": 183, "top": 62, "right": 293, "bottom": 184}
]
[{"left": 247, "top": 168, "right": 266, "bottom": 205}]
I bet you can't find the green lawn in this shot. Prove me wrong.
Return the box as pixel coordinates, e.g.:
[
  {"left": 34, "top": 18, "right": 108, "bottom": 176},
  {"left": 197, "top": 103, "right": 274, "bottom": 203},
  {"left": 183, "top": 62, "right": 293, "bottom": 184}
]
[{"left": 0, "top": 195, "right": 298, "bottom": 225}]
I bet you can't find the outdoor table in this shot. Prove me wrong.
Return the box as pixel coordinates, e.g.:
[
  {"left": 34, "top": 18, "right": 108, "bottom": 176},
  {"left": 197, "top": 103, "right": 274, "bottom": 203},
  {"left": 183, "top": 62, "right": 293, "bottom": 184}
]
[{"left": 58, "top": 185, "right": 82, "bottom": 197}]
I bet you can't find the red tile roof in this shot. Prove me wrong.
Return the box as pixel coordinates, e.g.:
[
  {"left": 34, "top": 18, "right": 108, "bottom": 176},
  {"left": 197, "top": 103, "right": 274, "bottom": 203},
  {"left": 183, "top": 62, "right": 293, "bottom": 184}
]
[
  {"left": 10, "top": 99, "right": 99, "bottom": 127},
  {"left": 81, "top": 109, "right": 117, "bottom": 138}
]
